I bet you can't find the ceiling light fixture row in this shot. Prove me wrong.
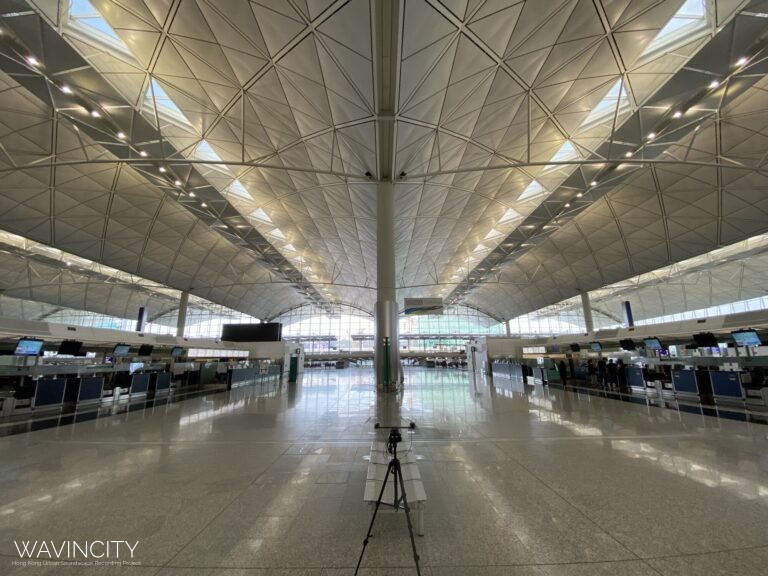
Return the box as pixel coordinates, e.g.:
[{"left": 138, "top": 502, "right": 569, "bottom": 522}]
[
  {"left": 7, "top": 35, "right": 333, "bottom": 312},
  {"left": 640, "top": 53, "right": 753, "bottom": 145},
  {"left": 446, "top": 44, "right": 759, "bottom": 307},
  {"left": 15, "top": 43, "right": 180, "bottom": 174},
  {"left": 570, "top": 53, "right": 753, "bottom": 213}
]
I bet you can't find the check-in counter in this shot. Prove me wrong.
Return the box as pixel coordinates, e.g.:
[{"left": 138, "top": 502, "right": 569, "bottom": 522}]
[
  {"left": 148, "top": 372, "right": 171, "bottom": 398},
  {"left": 672, "top": 370, "right": 698, "bottom": 399},
  {"left": 33, "top": 377, "right": 67, "bottom": 410},
  {"left": 63, "top": 376, "right": 104, "bottom": 405},
  {"left": 627, "top": 367, "right": 646, "bottom": 394},
  {"left": 130, "top": 373, "right": 150, "bottom": 397},
  {"left": 710, "top": 371, "right": 745, "bottom": 406}
]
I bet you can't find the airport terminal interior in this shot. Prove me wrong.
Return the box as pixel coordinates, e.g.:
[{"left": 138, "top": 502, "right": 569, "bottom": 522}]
[{"left": 1, "top": 0, "right": 768, "bottom": 574}]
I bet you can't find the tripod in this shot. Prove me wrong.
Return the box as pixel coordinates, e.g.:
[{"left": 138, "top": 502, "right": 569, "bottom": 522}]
[{"left": 355, "top": 427, "right": 422, "bottom": 576}]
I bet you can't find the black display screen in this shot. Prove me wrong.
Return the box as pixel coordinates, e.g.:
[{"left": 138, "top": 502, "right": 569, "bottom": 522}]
[
  {"left": 222, "top": 323, "right": 282, "bottom": 342},
  {"left": 57, "top": 340, "right": 83, "bottom": 355},
  {"left": 137, "top": 344, "right": 154, "bottom": 356},
  {"left": 619, "top": 338, "right": 636, "bottom": 351},
  {"left": 693, "top": 332, "right": 718, "bottom": 348}
]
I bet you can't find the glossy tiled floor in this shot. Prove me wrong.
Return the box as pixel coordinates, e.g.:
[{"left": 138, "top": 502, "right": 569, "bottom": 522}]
[{"left": 1, "top": 367, "right": 767, "bottom": 575}]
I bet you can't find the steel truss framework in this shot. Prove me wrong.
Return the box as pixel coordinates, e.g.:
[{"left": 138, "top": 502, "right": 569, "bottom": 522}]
[{"left": 0, "top": 0, "right": 766, "bottom": 326}]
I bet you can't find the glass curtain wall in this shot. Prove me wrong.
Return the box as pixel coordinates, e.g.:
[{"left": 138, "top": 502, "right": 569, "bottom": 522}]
[{"left": 275, "top": 304, "right": 505, "bottom": 353}]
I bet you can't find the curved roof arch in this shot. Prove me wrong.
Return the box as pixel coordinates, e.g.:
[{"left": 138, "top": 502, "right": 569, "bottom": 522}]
[{"left": 0, "top": 0, "right": 764, "bottom": 325}]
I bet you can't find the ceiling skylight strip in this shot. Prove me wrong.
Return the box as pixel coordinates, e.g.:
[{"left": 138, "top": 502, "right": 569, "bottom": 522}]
[
  {"left": 66, "top": 0, "right": 136, "bottom": 61},
  {"left": 460, "top": 1, "right": 713, "bottom": 291}
]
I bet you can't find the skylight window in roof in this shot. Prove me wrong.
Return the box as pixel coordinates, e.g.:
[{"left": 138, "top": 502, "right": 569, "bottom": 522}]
[
  {"left": 484, "top": 228, "right": 502, "bottom": 240},
  {"left": 250, "top": 208, "right": 272, "bottom": 223},
  {"left": 639, "top": 0, "right": 707, "bottom": 60},
  {"left": 226, "top": 180, "right": 253, "bottom": 201},
  {"left": 194, "top": 140, "right": 228, "bottom": 172},
  {"left": 269, "top": 228, "right": 286, "bottom": 240},
  {"left": 580, "top": 78, "right": 630, "bottom": 128},
  {"left": 499, "top": 207, "right": 521, "bottom": 224},
  {"left": 543, "top": 140, "right": 580, "bottom": 173},
  {"left": 68, "top": 0, "right": 133, "bottom": 56},
  {"left": 518, "top": 179, "right": 546, "bottom": 201},
  {"left": 144, "top": 78, "right": 193, "bottom": 128}
]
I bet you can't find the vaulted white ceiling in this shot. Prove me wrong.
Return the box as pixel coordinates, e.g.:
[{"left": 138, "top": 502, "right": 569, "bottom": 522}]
[{"left": 0, "top": 0, "right": 766, "bottom": 323}]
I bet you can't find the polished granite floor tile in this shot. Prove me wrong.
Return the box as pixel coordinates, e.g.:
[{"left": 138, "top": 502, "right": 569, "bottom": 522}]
[{"left": 1, "top": 367, "right": 766, "bottom": 575}]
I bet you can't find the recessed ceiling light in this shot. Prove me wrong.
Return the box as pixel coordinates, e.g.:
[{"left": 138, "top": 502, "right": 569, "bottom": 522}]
[
  {"left": 189, "top": 192, "right": 196, "bottom": 197},
  {"left": 90, "top": 110, "right": 100, "bottom": 118},
  {"left": 60, "top": 85, "right": 72, "bottom": 94},
  {"left": 138, "top": 150, "right": 147, "bottom": 157},
  {"left": 576, "top": 192, "right": 583, "bottom": 198},
  {"left": 201, "top": 202, "right": 207, "bottom": 207},
  {"left": 736, "top": 56, "right": 748, "bottom": 66},
  {"left": 26, "top": 56, "right": 39, "bottom": 67},
  {"left": 564, "top": 203, "right": 571, "bottom": 208},
  {"left": 174, "top": 179, "right": 182, "bottom": 186},
  {"left": 647, "top": 132, "right": 656, "bottom": 141},
  {"left": 590, "top": 180, "right": 597, "bottom": 187},
  {"left": 158, "top": 166, "right": 166, "bottom": 173},
  {"left": 672, "top": 110, "right": 682, "bottom": 118},
  {"left": 116, "top": 131, "right": 126, "bottom": 139},
  {"left": 709, "top": 80, "right": 720, "bottom": 89},
  {"left": 624, "top": 151, "right": 633, "bottom": 158}
]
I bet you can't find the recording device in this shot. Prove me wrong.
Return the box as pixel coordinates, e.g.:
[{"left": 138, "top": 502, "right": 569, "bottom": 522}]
[
  {"left": 387, "top": 427, "right": 402, "bottom": 455},
  {"left": 356, "top": 422, "right": 422, "bottom": 575}
]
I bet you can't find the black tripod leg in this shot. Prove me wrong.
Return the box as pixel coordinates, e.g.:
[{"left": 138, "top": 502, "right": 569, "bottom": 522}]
[
  {"left": 354, "top": 460, "right": 396, "bottom": 576},
  {"left": 393, "top": 460, "right": 422, "bottom": 576}
]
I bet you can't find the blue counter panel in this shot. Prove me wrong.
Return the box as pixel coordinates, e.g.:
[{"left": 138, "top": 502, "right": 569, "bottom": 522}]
[{"left": 35, "top": 378, "right": 66, "bottom": 407}]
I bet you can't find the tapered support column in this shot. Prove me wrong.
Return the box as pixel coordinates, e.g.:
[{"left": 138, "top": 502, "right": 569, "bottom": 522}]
[
  {"left": 375, "top": 181, "right": 399, "bottom": 391},
  {"left": 581, "top": 292, "right": 594, "bottom": 334},
  {"left": 176, "top": 291, "right": 189, "bottom": 338}
]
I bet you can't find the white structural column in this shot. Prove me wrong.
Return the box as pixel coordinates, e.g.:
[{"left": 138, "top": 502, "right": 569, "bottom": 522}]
[
  {"left": 581, "top": 291, "right": 594, "bottom": 333},
  {"left": 375, "top": 181, "right": 399, "bottom": 390},
  {"left": 176, "top": 291, "right": 189, "bottom": 338},
  {"left": 372, "top": 0, "right": 400, "bottom": 391}
]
